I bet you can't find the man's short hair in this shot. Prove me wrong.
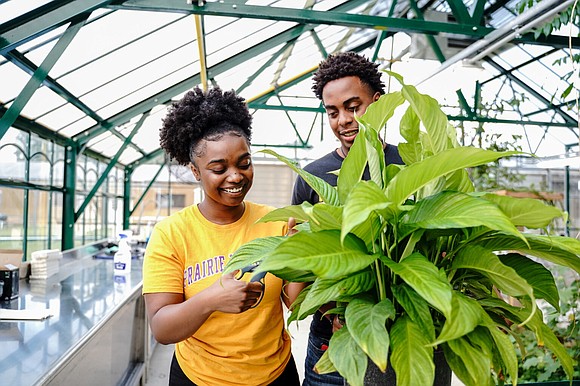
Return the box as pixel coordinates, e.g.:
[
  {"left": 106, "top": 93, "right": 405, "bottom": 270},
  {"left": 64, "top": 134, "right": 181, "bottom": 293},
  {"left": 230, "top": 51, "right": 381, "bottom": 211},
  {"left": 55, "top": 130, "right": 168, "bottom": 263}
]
[{"left": 312, "top": 52, "right": 385, "bottom": 100}]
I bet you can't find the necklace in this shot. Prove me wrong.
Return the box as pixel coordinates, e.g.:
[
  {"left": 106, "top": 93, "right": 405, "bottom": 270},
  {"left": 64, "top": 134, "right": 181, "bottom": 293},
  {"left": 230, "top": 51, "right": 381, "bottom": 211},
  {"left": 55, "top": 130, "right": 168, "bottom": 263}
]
[{"left": 337, "top": 147, "right": 347, "bottom": 158}]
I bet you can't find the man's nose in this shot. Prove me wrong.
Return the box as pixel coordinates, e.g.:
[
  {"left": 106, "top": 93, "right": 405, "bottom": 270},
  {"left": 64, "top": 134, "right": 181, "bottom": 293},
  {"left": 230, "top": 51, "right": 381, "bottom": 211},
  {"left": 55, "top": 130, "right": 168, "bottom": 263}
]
[{"left": 338, "top": 110, "right": 353, "bottom": 126}]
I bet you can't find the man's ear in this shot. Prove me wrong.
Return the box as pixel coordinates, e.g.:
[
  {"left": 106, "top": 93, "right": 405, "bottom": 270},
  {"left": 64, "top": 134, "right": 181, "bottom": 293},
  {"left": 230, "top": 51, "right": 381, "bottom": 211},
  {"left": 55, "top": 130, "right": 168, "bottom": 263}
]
[
  {"left": 190, "top": 163, "right": 201, "bottom": 181},
  {"left": 373, "top": 91, "right": 381, "bottom": 102}
]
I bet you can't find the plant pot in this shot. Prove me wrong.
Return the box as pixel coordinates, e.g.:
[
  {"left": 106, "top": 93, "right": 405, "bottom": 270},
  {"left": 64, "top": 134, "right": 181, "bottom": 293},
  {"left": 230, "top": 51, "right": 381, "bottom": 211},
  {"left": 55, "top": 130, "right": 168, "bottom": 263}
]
[{"left": 348, "top": 350, "right": 452, "bottom": 386}]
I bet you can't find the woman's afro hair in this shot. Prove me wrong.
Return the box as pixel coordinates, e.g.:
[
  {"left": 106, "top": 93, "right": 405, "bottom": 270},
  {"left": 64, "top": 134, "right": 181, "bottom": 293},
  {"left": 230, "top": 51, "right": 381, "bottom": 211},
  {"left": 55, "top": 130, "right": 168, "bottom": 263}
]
[
  {"left": 159, "top": 87, "right": 252, "bottom": 165},
  {"left": 312, "top": 52, "right": 385, "bottom": 100}
]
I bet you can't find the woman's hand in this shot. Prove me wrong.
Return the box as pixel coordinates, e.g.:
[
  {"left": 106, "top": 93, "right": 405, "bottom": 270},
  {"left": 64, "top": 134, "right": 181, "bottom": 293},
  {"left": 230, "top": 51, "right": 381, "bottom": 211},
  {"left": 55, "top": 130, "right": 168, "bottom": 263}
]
[
  {"left": 209, "top": 271, "right": 264, "bottom": 313},
  {"left": 286, "top": 217, "right": 298, "bottom": 236}
]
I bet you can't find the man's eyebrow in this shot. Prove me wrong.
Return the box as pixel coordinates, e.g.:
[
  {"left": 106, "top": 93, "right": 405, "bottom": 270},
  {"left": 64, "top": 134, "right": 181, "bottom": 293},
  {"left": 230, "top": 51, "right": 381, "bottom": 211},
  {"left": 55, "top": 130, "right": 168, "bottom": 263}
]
[{"left": 324, "top": 96, "right": 361, "bottom": 109}]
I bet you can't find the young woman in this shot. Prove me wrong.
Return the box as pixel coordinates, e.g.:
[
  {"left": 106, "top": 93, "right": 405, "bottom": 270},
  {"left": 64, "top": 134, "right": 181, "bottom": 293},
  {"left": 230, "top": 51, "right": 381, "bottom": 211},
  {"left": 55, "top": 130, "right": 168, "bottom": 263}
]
[{"left": 143, "top": 87, "right": 301, "bottom": 386}]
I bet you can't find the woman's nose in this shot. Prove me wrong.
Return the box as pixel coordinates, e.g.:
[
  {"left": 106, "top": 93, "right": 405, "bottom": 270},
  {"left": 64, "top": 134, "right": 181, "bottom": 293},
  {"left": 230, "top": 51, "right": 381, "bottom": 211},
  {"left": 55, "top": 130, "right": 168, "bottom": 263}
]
[{"left": 227, "top": 171, "right": 243, "bottom": 182}]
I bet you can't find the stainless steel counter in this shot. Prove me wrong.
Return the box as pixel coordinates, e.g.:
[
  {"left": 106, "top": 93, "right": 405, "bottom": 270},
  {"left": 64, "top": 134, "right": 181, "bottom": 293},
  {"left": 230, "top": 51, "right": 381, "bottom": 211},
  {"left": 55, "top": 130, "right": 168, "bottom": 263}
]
[{"left": 0, "top": 245, "right": 149, "bottom": 386}]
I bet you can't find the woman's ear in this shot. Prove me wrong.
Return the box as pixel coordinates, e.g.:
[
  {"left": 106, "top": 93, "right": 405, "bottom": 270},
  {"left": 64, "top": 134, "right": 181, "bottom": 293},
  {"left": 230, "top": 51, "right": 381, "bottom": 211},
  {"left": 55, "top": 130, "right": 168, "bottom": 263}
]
[{"left": 190, "top": 163, "right": 201, "bottom": 181}]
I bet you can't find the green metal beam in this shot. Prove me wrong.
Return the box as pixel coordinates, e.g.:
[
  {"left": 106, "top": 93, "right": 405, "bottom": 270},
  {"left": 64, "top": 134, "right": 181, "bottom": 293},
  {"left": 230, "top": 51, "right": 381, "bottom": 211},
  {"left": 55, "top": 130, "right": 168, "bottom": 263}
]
[
  {"left": 252, "top": 143, "right": 312, "bottom": 149},
  {"left": 448, "top": 115, "right": 578, "bottom": 128},
  {"left": 128, "top": 148, "right": 165, "bottom": 168},
  {"left": 0, "top": 0, "right": 115, "bottom": 54},
  {"left": 480, "top": 47, "right": 560, "bottom": 85},
  {"left": 309, "top": 30, "right": 328, "bottom": 58},
  {"left": 409, "top": 1, "right": 475, "bottom": 116},
  {"left": 236, "top": 38, "right": 299, "bottom": 95},
  {"left": 514, "top": 32, "right": 580, "bottom": 49},
  {"left": 114, "top": 0, "right": 495, "bottom": 37},
  {"left": 123, "top": 167, "right": 132, "bottom": 230},
  {"left": 485, "top": 58, "right": 578, "bottom": 129},
  {"left": 444, "top": 0, "right": 473, "bottom": 24},
  {"left": 0, "top": 106, "right": 73, "bottom": 147},
  {"left": 0, "top": 178, "right": 64, "bottom": 192},
  {"left": 0, "top": 14, "right": 87, "bottom": 141},
  {"left": 74, "top": 110, "right": 151, "bottom": 221},
  {"left": 62, "top": 144, "right": 77, "bottom": 250},
  {"left": 247, "top": 103, "right": 324, "bottom": 113},
  {"left": 0, "top": 105, "right": 115, "bottom": 165},
  {"left": 3, "top": 50, "right": 108, "bottom": 128},
  {"left": 3, "top": 50, "right": 147, "bottom": 155},
  {"left": 472, "top": 0, "right": 487, "bottom": 25}
]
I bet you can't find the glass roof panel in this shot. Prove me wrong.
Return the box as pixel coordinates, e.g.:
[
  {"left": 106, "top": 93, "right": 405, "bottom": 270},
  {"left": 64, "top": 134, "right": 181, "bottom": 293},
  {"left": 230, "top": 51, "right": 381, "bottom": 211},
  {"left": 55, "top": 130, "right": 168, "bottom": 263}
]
[
  {"left": 37, "top": 102, "right": 95, "bottom": 135},
  {"left": 18, "top": 86, "right": 68, "bottom": 119},
  {"left": 0, "top": 60, "right": 29, "bottom": 103},
  {"left": 0, "top": 0, "right": 53, "bottom": 24},
  {"left": 57, "top": 115, "right": 99, "bottom": 138}
]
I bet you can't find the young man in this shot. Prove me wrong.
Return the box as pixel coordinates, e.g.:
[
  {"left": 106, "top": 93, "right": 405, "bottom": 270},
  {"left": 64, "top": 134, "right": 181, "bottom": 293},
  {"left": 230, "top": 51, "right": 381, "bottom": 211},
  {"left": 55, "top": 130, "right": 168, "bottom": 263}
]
[{"left": 292, "top": 52, "right": 404, "bottom": 385}]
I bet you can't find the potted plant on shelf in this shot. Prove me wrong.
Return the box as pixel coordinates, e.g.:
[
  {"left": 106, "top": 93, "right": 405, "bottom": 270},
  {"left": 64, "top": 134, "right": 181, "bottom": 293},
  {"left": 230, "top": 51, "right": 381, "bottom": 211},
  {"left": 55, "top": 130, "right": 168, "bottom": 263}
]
[{"left": 225, "top": 72, "right": 580, "bottom": 386}]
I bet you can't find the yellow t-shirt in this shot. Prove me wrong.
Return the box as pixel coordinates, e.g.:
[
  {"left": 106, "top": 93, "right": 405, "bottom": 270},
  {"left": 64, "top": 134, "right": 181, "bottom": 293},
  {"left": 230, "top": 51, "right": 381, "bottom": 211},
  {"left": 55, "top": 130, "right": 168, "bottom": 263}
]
[{"left": 142, "top": 202, "right": 291, "bottom": 386}]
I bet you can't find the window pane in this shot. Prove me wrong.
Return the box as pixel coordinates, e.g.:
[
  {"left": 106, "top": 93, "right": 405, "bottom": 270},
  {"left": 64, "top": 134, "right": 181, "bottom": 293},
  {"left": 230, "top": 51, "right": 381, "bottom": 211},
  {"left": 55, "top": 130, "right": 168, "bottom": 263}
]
[{"left": 0, "top": 187, "right": 24, "bottom": 250}]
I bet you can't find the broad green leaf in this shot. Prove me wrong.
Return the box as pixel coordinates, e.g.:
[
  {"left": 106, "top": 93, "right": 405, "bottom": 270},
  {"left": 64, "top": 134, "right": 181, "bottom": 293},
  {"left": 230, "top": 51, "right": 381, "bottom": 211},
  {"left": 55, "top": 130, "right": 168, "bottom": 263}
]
[
  {"left": 345, "top": 297, "right": 395, "bottom": 371},
  {"left": 362, "top": 122, "right": 386, "bottom": 188},
  {"left": 385, "top": 147, "right": 521, "bottom": 207},
  {"left": 474, "top": 233, "right": 580, "bottom": 274},
  {"left": 309, "top": 203, "right": 342, "bottom": 232},
  {"left": 399, "top": 105, "right": 420, "bottom": 144},
  {"left": 480, "top": 314, "right": 519, "bottom": 384},
  {"left": 300, "top": 271, "right": 375, "bottom": 319},
  {"left": 434, "top": 292, "right": 483, "bottom": 345},
  {"left": 224, "top": 236, "right": 285, "bottom": 274},
  {"left": 444, "top": 337, "right": 491, "bottom": 386},
  {"left": 328, "top": 326, "right": 368, "bottom": 386},
  {"left": 401, "top": 191, "right": 524, "bottom": 242},
  {"left": 499, "top": 253, "right": 560, "bottom": 311},
  {"left": 444, "top": 169, "right": 474, "bottom": 193},
  {"left": 398, "top": 141, "right": 422, "bottom": 167},
  {"left": 314, "top": 350, "right": 337, "bottom": 375},
  {"left": 259, "top": 149, "right": 339, "bottom": 206},
  {"left": 258, "top": 202, "right": 313, "bottom": 224},
  {"left": 257, "top": 230, "right": 377, "bottom": 279},
  {"left": 342, "top": 180, "right": 390, "bottom": 241},
  {"left": 480, "top": 193, "right": 565, "bottom": 228},
  {"left": 387, "top": 72, "right": 450, "bottom": 155},
  {"left": 392, "top": 283, "right": 435, "bottom": 341},
  {"left": 358, "top": 91, "right": 405, "bottom": 133},
  {"left": 390, "top": 316, "right": 435, "bottom": 386},
  {"left": 382, "top": 252, "right": 453, "bottom": 317},
  {"left": 337, "top": 124, "right": 368, "bottom": 204},
  {"left": 453, "top": 245, "right": 536, "bottom": 319}
]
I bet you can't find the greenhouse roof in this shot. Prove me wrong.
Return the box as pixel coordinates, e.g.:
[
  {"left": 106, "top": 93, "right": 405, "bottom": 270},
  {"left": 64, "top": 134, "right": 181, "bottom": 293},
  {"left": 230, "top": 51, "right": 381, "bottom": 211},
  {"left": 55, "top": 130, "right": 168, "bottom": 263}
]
[{"left": 0, "top": 0, "right": 578, "bottom": 169}]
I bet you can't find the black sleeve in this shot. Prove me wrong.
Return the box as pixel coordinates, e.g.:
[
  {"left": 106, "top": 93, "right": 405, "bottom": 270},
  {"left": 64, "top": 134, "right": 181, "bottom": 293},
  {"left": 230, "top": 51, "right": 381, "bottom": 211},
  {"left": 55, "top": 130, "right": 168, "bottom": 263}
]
[{"left": 291, "top": 175, "right": 319, "bottom": 205}]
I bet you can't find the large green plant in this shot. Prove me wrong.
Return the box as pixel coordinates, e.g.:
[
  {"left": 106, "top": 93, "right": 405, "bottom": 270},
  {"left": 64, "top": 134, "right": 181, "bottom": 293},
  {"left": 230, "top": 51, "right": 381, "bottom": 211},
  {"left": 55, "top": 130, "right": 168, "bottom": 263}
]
[{"left": 224, "top": 73, "right": 580, "bottom": 386}]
